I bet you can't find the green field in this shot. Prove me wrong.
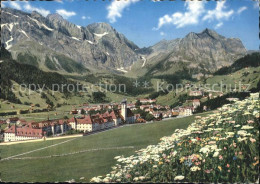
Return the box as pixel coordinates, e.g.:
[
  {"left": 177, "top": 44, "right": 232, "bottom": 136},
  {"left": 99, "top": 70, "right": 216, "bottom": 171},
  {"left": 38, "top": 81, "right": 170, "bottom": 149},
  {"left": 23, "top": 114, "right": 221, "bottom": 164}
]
[
  {"left": 0, "top": 114, "right": 204, "bottom": 182},
  {"left": 156, "top": 66, "right": 260, "bottom": 105}
]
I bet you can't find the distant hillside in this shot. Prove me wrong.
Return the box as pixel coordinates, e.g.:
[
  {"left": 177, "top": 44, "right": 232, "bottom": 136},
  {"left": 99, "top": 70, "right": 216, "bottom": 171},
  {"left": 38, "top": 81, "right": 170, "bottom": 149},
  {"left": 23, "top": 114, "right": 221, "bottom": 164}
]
[
  {"left": 0, "top": 47, "right": 80, "bottom": 103},
  {"left": 10, "top": 40, "right": 88, "bottom": 74},
  {"left": 214, "top": 53, "right": 260, "bottom": 75}
]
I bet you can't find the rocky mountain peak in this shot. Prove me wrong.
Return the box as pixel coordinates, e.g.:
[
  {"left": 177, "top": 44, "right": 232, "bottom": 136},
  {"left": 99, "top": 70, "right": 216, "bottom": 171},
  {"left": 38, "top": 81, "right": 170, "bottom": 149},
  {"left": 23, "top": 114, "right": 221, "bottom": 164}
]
[
  {"left": 47, "top": 13, "right": 65, "bottom": 22},
  {"left": 31, "top": 11, "right": 43, "bottom": 18},
  {"left": 139, "top": 28, "right": 247, "bottom": 76},
  {"left": 87, "top": 22, "right": 115, "bottom": 34},
  {"left": 199, "top": 28, "right": 223, "bottom": 39},
  {"left": 1, "top": 7, "right": 247, "bottom": 75},
  {"left": 202, "top": 28, "right": 211, "bottom": 33},
  {"left": 185, "top": 32, "right": 199, "bottom": 40}
]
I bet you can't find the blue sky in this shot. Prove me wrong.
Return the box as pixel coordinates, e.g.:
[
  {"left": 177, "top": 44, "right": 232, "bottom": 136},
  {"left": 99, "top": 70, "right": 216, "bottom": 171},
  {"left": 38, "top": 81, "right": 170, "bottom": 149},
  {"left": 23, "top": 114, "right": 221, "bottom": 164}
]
[{"left": 2, "top": 0, "right": 259, "bottom": 50}]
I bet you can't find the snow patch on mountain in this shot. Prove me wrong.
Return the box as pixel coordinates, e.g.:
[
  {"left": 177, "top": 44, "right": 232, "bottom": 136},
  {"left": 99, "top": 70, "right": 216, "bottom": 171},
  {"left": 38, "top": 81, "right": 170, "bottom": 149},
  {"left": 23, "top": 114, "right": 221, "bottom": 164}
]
[
  {"left": 53, "top": 57, "right": 62, "bottom": 69},
  {"left": 71, "top": 37, "right": 80, "bottom": 41},
  {"left": 117, "top": 67, "right": 128, "bottom": 73},
  {"left": 27, "top": 16, "right": 54, "bottom": 31},
  {"left": 18, "top": 29, "right": 29, "bottom": 38},
  {"left": 1, "top": 22, "right": 19, "bottom": 32},
  {"left": 41, "top": 23, "right": 54, "bottom": 31},
  {"left": 6, "top": 36, "right": 14, "bottom": 50},
  {"left": 141, "top": 56, "right": 146, "bottom": 67},
  {"left": 94, "top": 32, "right": 109, "bottom": 38},
  {"left": 85, "top": 40, "right": 95, "bottom": 45},
  {"left": 3, "top": 11, "right": 19, "bottom": 18}
]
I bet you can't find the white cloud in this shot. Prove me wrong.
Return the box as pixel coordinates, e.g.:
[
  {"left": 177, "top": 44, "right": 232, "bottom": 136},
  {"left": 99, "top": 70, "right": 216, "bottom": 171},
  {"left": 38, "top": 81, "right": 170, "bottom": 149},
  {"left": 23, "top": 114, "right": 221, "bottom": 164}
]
[
  {"left": 55, "top": 0, "right": 64, "bottom": 4},
  {"left": 202, "top": 1, "right": 234, "bottom": 22},
  {"left": 107, "top": 0, "right": 140, "bottom": 23},
  {"left": 1, "top": 1, "right": 6, "bottom": 8},
  {"left": 237, "top": 6, "right": 247, "bottom": 14},
  {"left": 214, "top": 22, "right": 223, "bottom": 29},
  {"left": 56, "top": 9, "right": 76, "bottom": 19},
  {"left": 160, "top": 32, "right": 165, "bottom": 36},
  {"left": 253, "top": 1, "right": 259, "bottom": 9},
  {"left": 155, "top": 1, "right": 205, "bottom": 30},
  {"left": 24, "top": 3, "right": 50, "bottom": 17},
  {"left": 82, "top": 16, "right": 91, "bottom": 20},
  {"left": 10, "top": 1, "right": 22, "bottom": 10}
]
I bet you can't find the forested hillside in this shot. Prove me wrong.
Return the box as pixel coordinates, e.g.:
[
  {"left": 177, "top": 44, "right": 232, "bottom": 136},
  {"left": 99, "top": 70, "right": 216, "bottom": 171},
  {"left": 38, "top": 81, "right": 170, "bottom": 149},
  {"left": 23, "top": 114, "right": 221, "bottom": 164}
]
[
  {"left": 214, "top": 53, "right": 260, "bottom": 75},
  {"left": 0, "top": 47, "right": 80, "bottom": 103}
]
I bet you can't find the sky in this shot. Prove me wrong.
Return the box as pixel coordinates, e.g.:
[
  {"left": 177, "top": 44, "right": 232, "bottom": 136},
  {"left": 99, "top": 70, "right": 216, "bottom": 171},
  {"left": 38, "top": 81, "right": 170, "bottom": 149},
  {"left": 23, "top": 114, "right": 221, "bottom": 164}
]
[{"left": 2, "top": 0, "right": 259, "bottom": 50}]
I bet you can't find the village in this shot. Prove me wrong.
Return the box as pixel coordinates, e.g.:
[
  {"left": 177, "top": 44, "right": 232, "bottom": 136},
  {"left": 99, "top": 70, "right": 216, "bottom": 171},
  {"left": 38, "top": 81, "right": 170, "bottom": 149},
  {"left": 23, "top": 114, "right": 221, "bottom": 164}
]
[{"left": 0, "top": 90, "right": 228, "bottom": 143}]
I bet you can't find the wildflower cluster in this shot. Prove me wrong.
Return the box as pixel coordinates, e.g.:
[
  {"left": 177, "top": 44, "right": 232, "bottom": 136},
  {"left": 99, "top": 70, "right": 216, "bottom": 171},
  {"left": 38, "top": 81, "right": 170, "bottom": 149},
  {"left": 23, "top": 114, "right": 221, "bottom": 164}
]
[{"left": 91, "top": 93, "right": 259, "bottom": 183}]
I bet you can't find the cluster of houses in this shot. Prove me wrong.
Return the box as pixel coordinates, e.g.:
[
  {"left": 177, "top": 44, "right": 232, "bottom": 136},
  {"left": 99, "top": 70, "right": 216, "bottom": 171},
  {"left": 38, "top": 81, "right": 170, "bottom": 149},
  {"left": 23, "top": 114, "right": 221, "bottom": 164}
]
[
  {"left": 2, "top": 100, "right": 136, "bottom": 142},
  {"left": 2, "top": 92, "right": 223, "bottom": 143},
  {"left": 70, "top": 102, "right": 137, "bottom": 115},
  {"left": 69, "top": 100, "right": 136, "bottom": 133},
  {"left": 0, "top": 88, "right": 236, "bottom": 143},
  {"left": 1, "top": 96, "right": 202, "bottom": 142},
  {"left": 139, "top": 104, "right": 172, "bottom": 118}
]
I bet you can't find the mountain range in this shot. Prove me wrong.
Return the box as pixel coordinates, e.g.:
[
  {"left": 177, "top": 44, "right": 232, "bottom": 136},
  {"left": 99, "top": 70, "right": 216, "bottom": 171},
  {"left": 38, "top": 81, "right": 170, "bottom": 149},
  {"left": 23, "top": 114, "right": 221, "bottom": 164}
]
[{"left": 1, "top": 7, "right": 247, "bottom": 76}]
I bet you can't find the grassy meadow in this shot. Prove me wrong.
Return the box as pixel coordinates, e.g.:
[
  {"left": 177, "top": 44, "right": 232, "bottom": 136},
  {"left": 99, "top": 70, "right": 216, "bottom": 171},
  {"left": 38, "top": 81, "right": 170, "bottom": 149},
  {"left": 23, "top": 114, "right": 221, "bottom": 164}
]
[{"left": 0, "top": 114, "right": 202, "bottom": 182}]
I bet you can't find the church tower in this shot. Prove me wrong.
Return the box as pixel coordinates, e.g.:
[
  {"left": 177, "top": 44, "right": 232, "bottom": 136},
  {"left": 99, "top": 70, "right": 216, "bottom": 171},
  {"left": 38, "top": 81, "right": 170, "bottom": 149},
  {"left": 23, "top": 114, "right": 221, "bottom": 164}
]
[{"left": 121, "top": 99, "right": 127, "bottom": 122}]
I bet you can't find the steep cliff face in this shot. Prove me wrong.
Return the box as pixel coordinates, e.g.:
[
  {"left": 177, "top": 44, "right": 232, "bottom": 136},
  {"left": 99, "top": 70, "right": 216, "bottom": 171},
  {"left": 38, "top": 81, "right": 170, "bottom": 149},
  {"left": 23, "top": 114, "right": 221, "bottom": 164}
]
[
  {"left": 129, "top": 28, "right": 247, "bottom": 77},
  {"left": 1, "top": 8, "right": 140, "bottom": 73},
  {"left": 86, "top": 22, "right": 139, "bottom": 68},
  {"left": 169, "top": 29, "right": 247, "bottom": 70}
]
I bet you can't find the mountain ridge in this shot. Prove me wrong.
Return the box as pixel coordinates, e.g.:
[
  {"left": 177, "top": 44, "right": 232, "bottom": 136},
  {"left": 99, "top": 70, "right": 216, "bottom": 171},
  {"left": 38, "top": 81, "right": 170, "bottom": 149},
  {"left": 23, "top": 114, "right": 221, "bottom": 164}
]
[
  {"left": 1, "top": 8, "right": 140, "bottom": 72},
  {"left": 128, "top": 28, "right": 246, "bottom": 77},
  {"left": 1, "top": 7, "right": 247, "bottom": 76}
]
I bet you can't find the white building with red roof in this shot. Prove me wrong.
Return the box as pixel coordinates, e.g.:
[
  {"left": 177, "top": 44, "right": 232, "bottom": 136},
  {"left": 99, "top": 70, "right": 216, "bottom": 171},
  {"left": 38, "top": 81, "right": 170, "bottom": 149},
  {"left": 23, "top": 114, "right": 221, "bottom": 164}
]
[
  {"left": 4, "top": 124, "right": 43, "bottom": 142},
  {"left": 4, "top": 119, "right": 71, "bottom": 142},
  {"left": 139, "top": 98, "right": 156, "bottom": 104},
  {"left": 68, "top": 99, "right": 135, "bottom": 133}
]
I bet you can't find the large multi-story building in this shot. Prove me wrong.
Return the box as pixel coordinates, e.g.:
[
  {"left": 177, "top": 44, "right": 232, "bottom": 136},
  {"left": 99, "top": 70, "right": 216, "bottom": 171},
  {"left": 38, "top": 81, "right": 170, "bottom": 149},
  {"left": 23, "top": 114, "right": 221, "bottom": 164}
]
[
  {"left": 68, "top": 100, "right": 136, "bottom": 133},
  {"left": 179, "top": 107, "right": 194, "bottom": 116},
  {"left": 4, "top": 124, "right": 43, "bottom": 142},
  {"left": 68, "top": 114, "right": 115, "bottom": 133},
  {"left": 4, "top": 119, "right": 71, "bottom": 142}
]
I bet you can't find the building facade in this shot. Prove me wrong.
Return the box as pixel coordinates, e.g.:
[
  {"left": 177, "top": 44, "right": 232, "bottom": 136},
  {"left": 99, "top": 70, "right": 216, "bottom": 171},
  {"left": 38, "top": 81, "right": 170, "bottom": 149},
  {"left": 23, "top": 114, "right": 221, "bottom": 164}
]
[
  {"left": 68, "top": 100, "right": 136, "bottom": 133},
  {"left": 179, "top": 107, "right": 194, "bottom": 116},
  {"left": 4, "top": 119, "right": 71, "bottom": 142}
]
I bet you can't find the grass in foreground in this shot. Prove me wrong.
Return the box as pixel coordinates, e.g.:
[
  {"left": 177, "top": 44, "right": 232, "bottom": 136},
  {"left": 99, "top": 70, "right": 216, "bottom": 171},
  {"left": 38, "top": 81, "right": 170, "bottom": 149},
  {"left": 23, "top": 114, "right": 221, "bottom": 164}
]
[
  {"left": 0, "top": 114, "right": 202, "bottom": 182},
  {"left": 92, "top": 93, "right": 259, "bottom": 183}
]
